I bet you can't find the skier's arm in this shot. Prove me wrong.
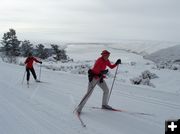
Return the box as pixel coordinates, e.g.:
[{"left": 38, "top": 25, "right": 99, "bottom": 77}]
[
  {"left": 107, "top": 60, "right": 117, "bottom": 69},
  {"left": 33, "top": 57, "right": 42, "bottom": 64},
  {"left": 24, "top": 58, "right": 29, "bottom": 64}
]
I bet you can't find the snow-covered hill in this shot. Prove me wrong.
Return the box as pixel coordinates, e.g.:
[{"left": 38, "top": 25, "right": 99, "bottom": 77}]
[
  {"left": 13, "top": 43, "right": 180, "bottom": 92},
  {"left": 66, "top": 40, "right": 180, "bottom": 55},
  {"left": 144, "top": 45, "right": 180, "bottom": 70},
  {"left": 0, "top": 45, "right": 180, "bottom": 134}
]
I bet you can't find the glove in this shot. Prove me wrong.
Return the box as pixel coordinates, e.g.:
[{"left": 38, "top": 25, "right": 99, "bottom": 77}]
[
  {"left": 39, "top": 61, "right": 42, "bottom": 64},
  {"left": 98, "top": 69, "right": 108, "bottom": 78},
  {"left": 115, "top": 59, "right": 121, "bottom": 65},
  {"left": 88, "top": 69, "right": 94, "bottom": 82},
  {"left": 99, "top": 77, "right": 103, "bottom": 83},
  {"left": 101, "top": 69, "right": 108, "bottom": 74}
]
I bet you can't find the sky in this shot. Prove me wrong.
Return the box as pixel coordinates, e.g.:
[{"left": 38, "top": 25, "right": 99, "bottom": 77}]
[{"left": 0, "top": 0, "right": 180, "bottom": 43}]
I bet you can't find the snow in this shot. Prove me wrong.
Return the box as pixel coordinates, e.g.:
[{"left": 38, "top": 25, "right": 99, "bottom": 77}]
[
  {"left": 130, "top": 70, "right": 158, "bottom": 88},
  {"left": 0, "top": 44, "right": 180, "bottom": 134},
  {"left": 145, "top": 45, "right": 180, "bottom": 61},
  {"left": 144, "top": 45, "right": 180, "bottom": 70},
  {"left": 65, "top": 40, "right": 180, "bottom": 55}
]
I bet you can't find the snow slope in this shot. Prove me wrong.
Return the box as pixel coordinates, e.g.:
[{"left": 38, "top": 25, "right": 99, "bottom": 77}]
[
  {"left": 66, "top": 40, "right": 180, "bottom": 55},
  {"left": 15, "top": 43, "right": 180, "bottom": 93},
  {"left": 144, "top": 45, "right": 180, "bottom": 63},
  {"left": 66, "top": 44, "right": 180, "bottom": 93},
  {"left": 0, "top": 51, "right": 180, "bottom": 134}
]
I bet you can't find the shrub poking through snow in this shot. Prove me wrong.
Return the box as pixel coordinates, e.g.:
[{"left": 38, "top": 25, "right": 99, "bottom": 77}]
[
  {"left": 130, "top": 70, "right": 158, "bottom": 88},
  {"left": 130, "top": 61, "right": 136, "bottom": 66},
  {"left": 141, "top": 70, "right": 158, "bottom": 79},
  {"left": 44, "top": 62, "right": 91, "bottom": 75}
]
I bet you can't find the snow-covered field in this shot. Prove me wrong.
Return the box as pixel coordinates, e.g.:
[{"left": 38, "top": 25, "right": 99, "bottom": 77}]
[
  {"left": 66, "top": 40, "right": 180, "bottom": 55},
  {"left": 144, "top": 45, "right": 180, "bottom": 70},
  {"left": 0, "top": 43, "right": 180, "bottom": 134}
]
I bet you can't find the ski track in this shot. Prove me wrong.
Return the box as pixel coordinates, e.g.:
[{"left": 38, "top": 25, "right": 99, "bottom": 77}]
[
  {"left": 0, "top": 62, "right": 179, "bottom": 134},
  {"left": 115, "top": 89, "right": 180, "bottom": 110}
]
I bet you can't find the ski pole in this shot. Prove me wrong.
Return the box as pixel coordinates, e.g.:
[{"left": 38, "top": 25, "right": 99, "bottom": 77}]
[
  {"left": 108, "top": 64, "right": 119, "bottom": 103},
  {"left": 78, "top": 80, "right": 99, "bottom": 106},
  {"left": 75, "top": 77, "right": 101, "bottom": 111},
  {"left": 22, "top": 68, "right": 26, "bottom": 84}
]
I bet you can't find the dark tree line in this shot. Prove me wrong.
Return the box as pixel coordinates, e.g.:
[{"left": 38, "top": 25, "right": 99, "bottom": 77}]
[
  {"left": 51, "top": 44, "right": 67, "bottom": 61},
  {"left": 0, "top": 29, "right": 69, "bottom": 62}
]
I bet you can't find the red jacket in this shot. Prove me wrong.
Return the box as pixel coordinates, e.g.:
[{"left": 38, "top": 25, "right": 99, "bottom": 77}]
[
  {"left": 24, "top": 57, "right": 40, "bottom": 69},
  {"left": 92, "top": 57, "right": 117, "bottom": 77}
]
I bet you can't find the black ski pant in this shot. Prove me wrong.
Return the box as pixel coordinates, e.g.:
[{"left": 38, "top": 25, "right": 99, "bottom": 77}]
[{"left": 26, "top": 67, "right": 37, "bottom": 81}]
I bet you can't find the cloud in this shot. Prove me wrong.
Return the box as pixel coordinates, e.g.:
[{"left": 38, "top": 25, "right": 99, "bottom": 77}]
[{"left": 0, "top": 0, "right": 180, "bottom": 42}]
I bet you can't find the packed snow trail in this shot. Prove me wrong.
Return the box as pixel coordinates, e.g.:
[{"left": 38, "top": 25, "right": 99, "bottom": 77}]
[{"left": 0, "top": 61, "right": 180, "bottom": 134}]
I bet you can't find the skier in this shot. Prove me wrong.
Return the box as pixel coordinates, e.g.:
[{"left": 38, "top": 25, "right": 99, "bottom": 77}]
[
  {"left": 76, "top": 50, "right": 121, "bottom": 114},
  {"left": 24, "top": 52, "right": 42, "bottom": 84}
]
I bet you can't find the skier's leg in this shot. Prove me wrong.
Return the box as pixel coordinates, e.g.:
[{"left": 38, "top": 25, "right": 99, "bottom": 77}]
[
  {"left": 26, "top": 68, "right": 30, "bottom": 82},
  {"left": 98, "top": 80, "right": 109, "bottom": 106},
  {"left": 30, "top": 67, "right": 37, "bottom": 80},
  {"left": 76, "top": 79, "right": 98, "bottom": 113}
]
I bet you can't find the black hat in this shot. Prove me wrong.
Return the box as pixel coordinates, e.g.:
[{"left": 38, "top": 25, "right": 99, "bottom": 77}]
[{"left": 28, "top": 52, "right": 32, "bottom": 56}]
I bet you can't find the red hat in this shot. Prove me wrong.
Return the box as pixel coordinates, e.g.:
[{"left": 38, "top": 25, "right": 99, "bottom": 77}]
[{"left": 101, "top": 50, "right": 110, "bottom": 56}]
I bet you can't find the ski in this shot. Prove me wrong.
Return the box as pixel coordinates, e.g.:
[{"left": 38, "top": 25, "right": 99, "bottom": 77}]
[
  {"left": 91, "top": 107, "right": 154, "bottom": 116},
  {"left": 92, "top": 106, "right": 124, "bottom": 112},
  {"left": 75, "top": 112, "right": 86, "bottom": 128},
  {"left": 36, "top": 81, "right": 48, "bottom": 83},
  {"left": 36, "top": 80, "right": 42, "bottom": 83},
  {"left": 27, "top": 81, "right": 29, "bottom": 88}
]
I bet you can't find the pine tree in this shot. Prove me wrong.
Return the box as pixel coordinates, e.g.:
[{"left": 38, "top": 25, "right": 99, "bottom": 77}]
[
  {"left": 1, "top": 29, "right": 21, "bottom": 63},
  {"left": 1, "top": 29, "right": 21, "bottom": 56},
  {"left": 35, "top": 44, "right": 48, "bottom": 59},
  {"left": 51, "top": 44, "right": 68, "bottom": 61},
  {"left": 20, "top": 40, "right": 33, "bottom": 57}
]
